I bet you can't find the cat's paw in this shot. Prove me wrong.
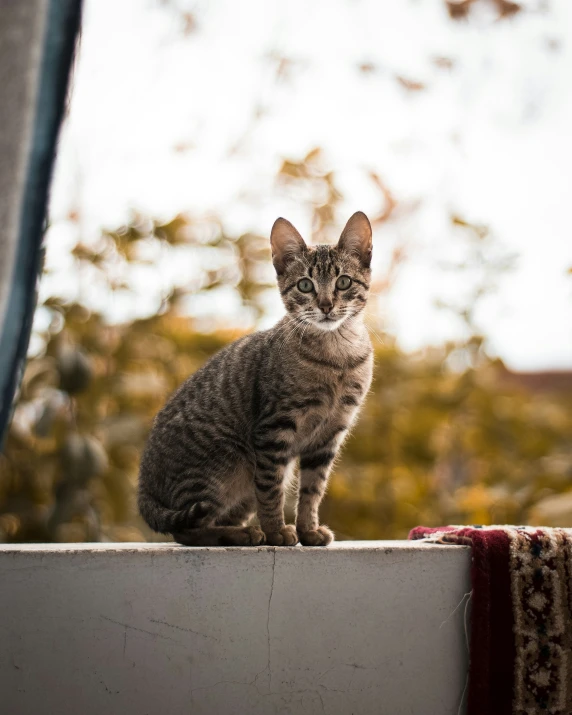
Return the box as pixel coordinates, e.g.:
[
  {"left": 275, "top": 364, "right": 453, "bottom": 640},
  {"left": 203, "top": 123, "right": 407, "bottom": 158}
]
[
  {"left": 264, "top": 524, "right": 299, "bottom": 546},
  {"left": 297, "top": 525, "right": 334, "bottom": 546},
  {"left": 220, "top": 525, "right": 266, "bottom": 546},
  {"left": 243, "top": 526, "right": 266, "bottom": 546}
]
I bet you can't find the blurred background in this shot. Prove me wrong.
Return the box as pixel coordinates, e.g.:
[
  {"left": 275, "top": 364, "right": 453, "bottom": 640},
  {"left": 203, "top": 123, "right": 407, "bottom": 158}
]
[{"left": 1, "top": 0, "right": 571, "bottom": 543}]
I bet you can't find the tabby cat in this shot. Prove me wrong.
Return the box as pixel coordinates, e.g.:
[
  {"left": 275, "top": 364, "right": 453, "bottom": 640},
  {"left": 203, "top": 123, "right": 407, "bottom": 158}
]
[{"left": 138, "top": 211, "right": 373, "bottom": 546}]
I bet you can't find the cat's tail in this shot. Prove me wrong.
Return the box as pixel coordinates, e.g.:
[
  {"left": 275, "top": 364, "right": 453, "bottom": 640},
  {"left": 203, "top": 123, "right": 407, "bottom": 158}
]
[{"left": 138, "top": 490, "right": 210, "bottom": 534}]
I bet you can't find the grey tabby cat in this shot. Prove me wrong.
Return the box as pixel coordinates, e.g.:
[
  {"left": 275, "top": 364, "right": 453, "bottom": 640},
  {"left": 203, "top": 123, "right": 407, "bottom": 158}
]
[{"left": 138, "top": 211, "right": 373, "bottom": 546}]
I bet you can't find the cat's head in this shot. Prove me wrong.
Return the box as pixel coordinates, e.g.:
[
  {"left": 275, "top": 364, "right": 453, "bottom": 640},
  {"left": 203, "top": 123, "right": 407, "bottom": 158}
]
[{"left": 270, "top": 211, "right": 372, "bottom": 332}]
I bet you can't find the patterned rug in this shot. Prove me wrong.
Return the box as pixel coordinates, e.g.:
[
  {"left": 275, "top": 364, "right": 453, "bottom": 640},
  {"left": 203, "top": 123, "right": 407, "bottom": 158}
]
[{"left": 409, "top": 526, "right": 572, "bottom": 715}]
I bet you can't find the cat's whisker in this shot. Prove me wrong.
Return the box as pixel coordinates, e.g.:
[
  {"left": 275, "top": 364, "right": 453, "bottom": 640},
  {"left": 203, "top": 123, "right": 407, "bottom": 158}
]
[
  {"left": 364, "top": 320, "right": 385, "bottom": 346},
  {"left": 297, "top": 321, "right": 311, "bottom": 349},
  {"left": 274, "top": 325, "right": 299, "bottom": 356},
  {"left": 274, "top": 317, "right": 307, "bottom": 356}
]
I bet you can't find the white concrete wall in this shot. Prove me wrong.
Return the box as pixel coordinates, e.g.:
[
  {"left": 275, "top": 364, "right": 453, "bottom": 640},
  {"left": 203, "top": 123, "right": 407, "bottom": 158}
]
[{"left": 0, "top": 541, "right": 470, "bottom": 715}]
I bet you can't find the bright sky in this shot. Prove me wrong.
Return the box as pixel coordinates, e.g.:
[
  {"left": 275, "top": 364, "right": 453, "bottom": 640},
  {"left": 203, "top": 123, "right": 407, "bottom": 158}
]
[{"left": 47, "top": 0, "right": 572, "bottom": 370}]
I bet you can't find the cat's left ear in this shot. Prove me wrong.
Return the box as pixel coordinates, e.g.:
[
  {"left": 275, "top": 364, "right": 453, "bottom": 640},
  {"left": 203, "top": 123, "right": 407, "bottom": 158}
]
[
  {"left": 337, "top": 211, "right": 372, "bottom": 268},
  {"left": 270, "top": 217, "right": 307, "bottom": 275}
]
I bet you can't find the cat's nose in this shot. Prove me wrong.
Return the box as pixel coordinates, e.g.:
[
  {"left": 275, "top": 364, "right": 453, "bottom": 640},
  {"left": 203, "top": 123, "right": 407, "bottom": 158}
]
[{"left": 318, "top": 300, "right": 333, "bottom": 315}]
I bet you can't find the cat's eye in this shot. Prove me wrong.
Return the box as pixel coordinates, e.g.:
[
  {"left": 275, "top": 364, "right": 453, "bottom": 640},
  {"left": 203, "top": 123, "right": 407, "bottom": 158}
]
[
  {"left": 297, "top": 278, "right": 314, "bottom": 293},
  {"left": 336, "top": 275, "right": 352, "bottom": 291}
]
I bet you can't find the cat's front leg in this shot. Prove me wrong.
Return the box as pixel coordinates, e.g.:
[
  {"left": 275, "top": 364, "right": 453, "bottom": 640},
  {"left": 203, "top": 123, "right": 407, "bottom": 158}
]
[
  {"left": 254, "top": 445, "right": 298, "bottom": 546},
  {"left": 296, "top": 432, "right": 345, "bottom": 546}
]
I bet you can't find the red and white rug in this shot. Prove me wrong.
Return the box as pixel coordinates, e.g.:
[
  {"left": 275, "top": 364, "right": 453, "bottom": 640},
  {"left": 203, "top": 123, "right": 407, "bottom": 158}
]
[{"left": 409, "top": 526, "right": 572, "bottom": 715}]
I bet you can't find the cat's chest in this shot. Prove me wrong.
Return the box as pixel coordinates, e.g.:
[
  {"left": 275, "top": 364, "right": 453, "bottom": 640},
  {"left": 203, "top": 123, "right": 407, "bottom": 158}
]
[{"left": 290, "top": 355, "right": 373, "bottom": 443}]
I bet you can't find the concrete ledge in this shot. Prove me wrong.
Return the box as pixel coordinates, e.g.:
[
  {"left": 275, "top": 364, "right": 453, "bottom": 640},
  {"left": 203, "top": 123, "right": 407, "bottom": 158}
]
[{"left": 0, "top": 541, "right": 471, "bottom": 715}]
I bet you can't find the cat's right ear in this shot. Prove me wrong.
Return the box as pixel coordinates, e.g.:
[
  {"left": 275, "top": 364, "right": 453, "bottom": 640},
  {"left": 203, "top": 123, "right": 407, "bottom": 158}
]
[{"left": 270, "top": 218, "right": 307, "bottom": 275}]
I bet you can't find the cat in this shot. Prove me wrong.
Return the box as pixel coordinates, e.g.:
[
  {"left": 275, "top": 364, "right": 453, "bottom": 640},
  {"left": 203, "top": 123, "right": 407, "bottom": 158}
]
[{"left": 138, "top": 211, "right": 373, "bottom": 546}]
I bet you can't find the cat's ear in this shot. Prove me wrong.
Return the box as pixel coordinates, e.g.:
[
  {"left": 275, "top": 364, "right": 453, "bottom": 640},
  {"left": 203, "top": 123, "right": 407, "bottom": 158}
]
[
  {"left": 337, "top": 211, "right": 372, "bottom": 268},
  {"left": 270, "top": 218, "right": 307, "bottom": 275}
]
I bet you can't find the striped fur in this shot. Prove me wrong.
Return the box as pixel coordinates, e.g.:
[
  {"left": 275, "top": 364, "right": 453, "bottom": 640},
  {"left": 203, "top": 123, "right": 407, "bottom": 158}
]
[{"left": 138, "top": 212, "right": 373, "bottom": 546}]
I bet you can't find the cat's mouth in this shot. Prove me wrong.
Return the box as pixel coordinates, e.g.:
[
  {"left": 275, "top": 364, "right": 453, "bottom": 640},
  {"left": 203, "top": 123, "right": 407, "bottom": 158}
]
[{"left": 314, "top": 315, "right": 344, "bottom": 331}]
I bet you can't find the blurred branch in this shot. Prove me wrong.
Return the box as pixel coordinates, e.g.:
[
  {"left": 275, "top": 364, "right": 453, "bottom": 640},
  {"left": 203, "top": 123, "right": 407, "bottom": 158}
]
[
  {"left": 445, "top": 0, "right": 522, "bottom": 21},
  {"left": 395, "top": 76, "right": 426, "bottom": 92},
  {"left": 277, "top": 148, "right": 343, "bottom": 243},
  {"left": 369, "top": 172, "right": 397, "bottom": 225},
  {"left": 157, "top": 0, "right": 199, "bottom": 36}
]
